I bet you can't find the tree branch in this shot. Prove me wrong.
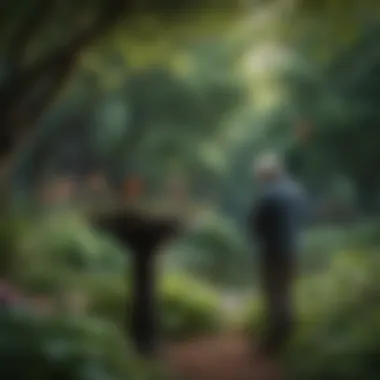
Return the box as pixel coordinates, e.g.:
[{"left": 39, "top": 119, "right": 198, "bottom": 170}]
[
  {"left": 0, "top": 0, "right": 131, "bottom": 160},
  {"left": 2, "top": 0, "right": 130, "bottom": 103},
  {"left": 0, "top": 3, "right": 13, "bottom": 36},
  {"left": 7, "top": 0, "right": 55, "bottom": 69},
  {"left": 11, "top": 55, "right": 76, "bottom": 145}
]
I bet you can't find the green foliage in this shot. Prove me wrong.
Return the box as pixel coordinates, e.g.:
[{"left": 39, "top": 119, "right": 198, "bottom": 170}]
[
  {"left": 0, "top": 212, "right": 30, "bottom": 276},
  {"left": 243, "top": 249, "right": 380, "bottom": 380},
  {"left": 16, "top": 45, "right": 245, "bottom": 190},
  {"left": 285, "top": 21, "right": 380, "bottom": 212},
  {"left": 2, "top": 212, "right": 222, "bottom": 342},
  {"left": 83, "top": 273, "right": 222, "bottom": 342},
  {"left": 11, "top": 211, "right": 127, "bottom": 294},
  {"left": 300, "top": 223, "right": 380, "bottom": 274},
  {"left": 286, "top": 250, "right": 380, "bottom": 380},
  {"left": 80, "top": 274, "right": 129, "bottom": 327},
  {"left": 158, "top": 274, "right": 222, "bottom": 340},
  {"left": 167, "top": 212, "right": 252, "bottom": 287},
  {"left": 346, "top": 222, "right": 380, "bottom": 249},
  {"left": 0, "top": 304, "right": 162, "bottom": 380},
  {"left": 3, "top": 2, "right": 380, "bottom": 378}
]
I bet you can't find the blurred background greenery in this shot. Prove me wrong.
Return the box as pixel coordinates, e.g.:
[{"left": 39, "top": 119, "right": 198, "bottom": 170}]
[{"left": 1, "top": 0, "right": 380, "bottom": 379}]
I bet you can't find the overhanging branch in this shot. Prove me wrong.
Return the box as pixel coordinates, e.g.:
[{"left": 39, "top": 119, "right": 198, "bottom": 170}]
[
  {"left": 7, "top": 0, "right": 55, "bottom": 69},
  {"left": 0, "top": 0, "right": 131, "bottom": 160}
]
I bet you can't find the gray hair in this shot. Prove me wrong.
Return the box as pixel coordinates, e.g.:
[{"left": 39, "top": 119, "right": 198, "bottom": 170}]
[{"left": 253, "top": 151, "right": 284, "bottom": 178}]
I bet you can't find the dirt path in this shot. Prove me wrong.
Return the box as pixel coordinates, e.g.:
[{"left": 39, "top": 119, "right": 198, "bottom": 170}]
[{"left": 164, "top": 333, "right": 282, "bottom": 380}]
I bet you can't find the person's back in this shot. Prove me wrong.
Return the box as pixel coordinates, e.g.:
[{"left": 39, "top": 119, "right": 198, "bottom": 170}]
[
  {"left": 248, "top": 152, "right": 307, "bottom": 356},
  {"left": 255, "top": 176, "right": 306, "bottom": 253}
]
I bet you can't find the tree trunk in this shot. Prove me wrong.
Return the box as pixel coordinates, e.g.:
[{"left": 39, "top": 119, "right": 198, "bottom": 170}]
[{"left": 0, "top": 0, "right": 130, "bottom": 167}]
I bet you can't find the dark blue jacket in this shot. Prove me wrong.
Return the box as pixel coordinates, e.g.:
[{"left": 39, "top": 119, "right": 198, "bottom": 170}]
[{"left": 249, "top": 178, "right": 307, "bottom": 253}]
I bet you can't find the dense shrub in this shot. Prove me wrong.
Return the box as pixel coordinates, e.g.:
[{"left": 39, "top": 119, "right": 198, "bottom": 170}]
[
  {"left": 16, "top": 211, "right": 127, "bottom": 275},
  {"left": 243, "top": 250, "right": 380, "bottom": 380},
  {"left": 285, "top": 250, "right": 380, "bottom": 380},
  {"left": 2, "top": 211, "right": 222, "bottom": 344},
  {"left": 2, "top": 211, "right": 127, "bottom": 298},
  {"left": 84, "top": 273, "right": 222, "bottom": 342},
  {"left": 300, "top": 226, "right": 351, "bottom": 273},
  {"left": 158, "top": 274, "right": 222, "bottom": 340},
  {"left": 0, "top": 212, "right": 31, "bottom": 276},
  {"left": 346, "top": 222, "right": 380, "bottom": 249},
  {"left": 300, "top": 222, "right": 380, "bottom": 274},
  {"left": 165, "top": 212, "right": 253, "bottom": 287},
  {"left": 0, "top": 303, "right": 163, "bottom": 380}
]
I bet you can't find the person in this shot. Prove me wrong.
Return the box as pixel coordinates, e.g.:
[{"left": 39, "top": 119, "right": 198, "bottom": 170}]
[{"left": 248, "top": 152, "right": 307, "bottom": 356}]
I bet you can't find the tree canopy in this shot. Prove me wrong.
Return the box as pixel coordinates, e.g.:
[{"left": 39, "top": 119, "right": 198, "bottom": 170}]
[{"left": 0, "top": 0, "right": 244, "bottom": 163}]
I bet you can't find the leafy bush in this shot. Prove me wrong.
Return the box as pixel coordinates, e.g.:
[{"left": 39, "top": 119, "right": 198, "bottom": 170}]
[
  {"left": 5, "top": 211, "right": 127, "bottom": 295},
  {"left": 84, "top": 273, "right": 222, "bottom": 342},
  {"left": 285, "top": 250, "right": 380, "bottom": 380},
  {"left": 79, "top": 274, "right": 129, "bottom": 326},
  {"left": 0, "top": 303, "right": 163, "bottom": 380},
  {"left": 300, "top": 222, "right": 380, "bottom": 274},
  {"left": 0, "top": 212, "right": 31, "bottom": 276},
  {"left": 17, "top": 211, "right": 127, "bottom": 274},
  {"left": 158, "top": 274, "right": 222, "bottom": 340},
  {"left": 165, "top": 212, "right": 253, "bottom": 287},
  {"left": 4, "top": 212, "right": 222, "bottom": 343},
  {"left": 346, "top": 222, "right": 380, "bottom": 249},
  {"left": 243, "top": 250, "right": 380, "bottom": 380},
  {"left": 300, "top": 226, "right": 351, "bottom": 273}
]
